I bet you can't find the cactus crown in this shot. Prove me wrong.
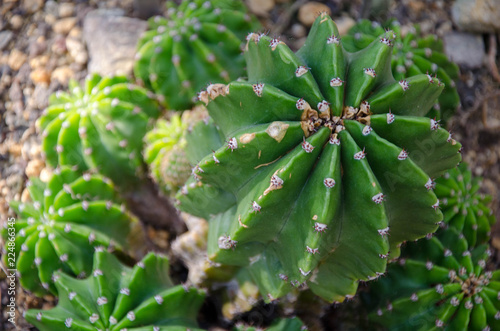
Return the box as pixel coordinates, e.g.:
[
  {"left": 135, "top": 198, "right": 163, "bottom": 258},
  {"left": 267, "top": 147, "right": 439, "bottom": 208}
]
[
  {"left": 25, "top": 249, "right": 206, "bottom": 331},
  {"left": 134, "top": 0, "right": 260, "bottom": 110},
  {"left": 2, "top": 167, "right": 144, "bottom": 296},
  {"left": 435, "top": 163, "right": 496, "bottom": 247},
  {"left": 343, "top": 19, "right": 460, "bottom": 123},
  {"left": 368, "top": 226, "right": 499, "bottom": 330},
  {"left": 38, "top": 74, "right": 160, "bottom": 187},
  {"left": 178, "top": 13, "right": 462, "bottom": 303}
]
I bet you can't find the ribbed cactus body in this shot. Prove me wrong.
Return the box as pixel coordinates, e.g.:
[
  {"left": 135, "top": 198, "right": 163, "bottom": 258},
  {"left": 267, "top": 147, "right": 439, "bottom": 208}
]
[
  {"left": 25, "top": 249, "right": 205, "bottom": 331},
  {"left": 368, "top": 227, "right": 500, "bottom": 330},
  {"left": 177, "top": 13, "right": 462, "bottom": 303},
  {"left": 2, "top": 167, "right": 144, "bottom": 296},
  {"left": 38, "top": 74, "right": 160, "bottom": 186},
  {"left": 134, "top": 0, "right": 260, "bottom": 110},
  {"left": 435, "top": 163, "right": 496, "bottom": 248},
  {"left": 234, "top": 317, "right": 306, "bottom": 331},
  {"left": 343, "top": 20, "right": 460, "bottom": 123}
]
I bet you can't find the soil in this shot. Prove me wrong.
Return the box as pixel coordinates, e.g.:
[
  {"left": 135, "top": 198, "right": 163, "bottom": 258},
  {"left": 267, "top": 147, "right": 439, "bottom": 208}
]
[{"left": 1, "top": 0, "right": 499, "bottom": 330}]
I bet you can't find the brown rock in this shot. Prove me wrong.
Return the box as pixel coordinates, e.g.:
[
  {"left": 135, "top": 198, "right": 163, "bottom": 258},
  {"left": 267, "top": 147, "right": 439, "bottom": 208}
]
[
  {"left": 29, "top": 54, "right": 50, "bottom": 68},
  {"left": 335, "top": 15, "right": 356, "bottom": 36},
  {"left": 25, "top": 159, "right": 45, "bottom": 178},
  {"left": 23, "top": 0, "right": 44, "bottom": 14},
  {"left": 8, "top": 49, "right": 27, "bottom": 71},
  {"left": 10, "top": 15, "right": 23, "bottom": 30},
  {"left": 30, "top": 68, "right": 51, "bottom": 84},
  {"left": 452, "top": 0, "right": 500, "bottom": 33},
  {"left": 58, "top": 3, "right": 75, "bottom": 18},
  {"left": 298, "top": 2, "right": 331, "bottom": 27},
  {"left": 65, "top": 37, "right": 87, "bottom": 65},
  {"left": 247, "top": 0, "right": 275, "bottom": 16},
  {"left": 52, "top": 17, "right": 77, "bottom": 35},
  {"left": 51, "top": 65, "right": 73, "bottom": 84},
  {"left": 8, "top": 142, "right": 22, "bottom": 157}
]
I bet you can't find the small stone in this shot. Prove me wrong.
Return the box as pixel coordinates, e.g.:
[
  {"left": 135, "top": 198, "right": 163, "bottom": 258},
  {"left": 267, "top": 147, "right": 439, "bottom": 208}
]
[
  {"left": 10, "top": 15, "right": 23, "bottom": 30},
  {"left": 23, "top": 0, "right": 44, "bottom": 14},
  {"left": 65, "top": 37, "right": 88, "bottom": 64},
  {"left": 0, "top": 31, "right": 13, "bottom": 51},
  {"left": 247, "top": 0, "right": 275, "bottom": 16},
  {"left": 59, "top": 3, "right": 75, "bottom": 18},
  {"left": 298, "top": 2, "right": 331, "bottom": 27},
  {"left": 336, "top": 16, "right": 356, "bottom": 36},
  {"left": 40, "top": 168, "right": 53, "bottom": 183},
  {"left": 51, "top": 65, "right": 73, "bottom": 84},
  {"left": 290, "top": 24, "right": 306, "bottom": 39},
  {"left": 30, "top": 68, "right": 51, "bottom": 84},
  {"left": 452, "top": 0, "right": 500, "bottom": 33},
  {"left": 444, "top": 32, "right": 485, "bottom": 68},
  {"left": 53, "top": 17, "right": 78, "bottom": 35},
  {"left": 29, "top": 55, "right": 50, "bottom": 69},
  {"left": 26, "top": 159, "right": 45, "bottom": 178},
  {"left": 8, "top": 49, "right": 27, "bottom": 71}
]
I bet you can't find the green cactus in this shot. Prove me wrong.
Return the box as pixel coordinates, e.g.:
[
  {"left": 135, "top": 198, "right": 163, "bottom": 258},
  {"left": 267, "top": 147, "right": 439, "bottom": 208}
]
[
  {"left": 38, "top": 74, "right": 160, "bottom": 187},
  {"left": 1, "top": 167, "right": 144, "bottom": 296},
  {"left": 134, "top": 0, "right": 261, "bottom": 110},
  {"left": 177, "top": 13, "right": 462, "bottom": 303},
  {"left": 342, "top": 20, "right": 460, "bottom": 124},
  {"left": 25, "top": 249, "right": 206, "bottom": 331},
  {"left": 435, "top": 163, "right": 496, "bottom": 248},
  {"left": 233, "top": 317, "right": 307, "bottom": 331},
  {"left": 367, "top": 226, "right": 499, "bottom": 330}
]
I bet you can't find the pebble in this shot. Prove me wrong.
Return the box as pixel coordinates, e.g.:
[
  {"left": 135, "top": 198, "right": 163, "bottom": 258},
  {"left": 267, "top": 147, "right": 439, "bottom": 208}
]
[
  {"left": 51, "top": 65, "right": 73, "bottom": 84},
  {"left": 0, "top": 31, "right": 13, "bottom": 51},
  {"left": 58, "top": 3, "right": 75, "bottom": 18},
  {"left": 10, "top": 15, "right": 23, "bottom": 30},
  {"left": 65, "top": 37, "right": 88, "bottom": 65},
  {"left": 443, "top": 32, "right": 485, "bottom": 68},
  {"left": 290, "top": 24, "right": 306, "bottom": 39},
  {"left": 52, "top": 17, "right": 78, "bottom": 35},
  {"left": 44, "top": 0, "right": 59, "bottom": 17},
  {"left": 247, "top": 0, "right": 275, "bottom": 16},
  {"left": 7, "top": 49, "right": 27, "bottom": 71},
  {"left": 30, "top": 67, "right": 51, "bottom": 85},
  {"left": 298, "top": 2, "right": 331, "bottom": 27},
  {"left": 23, "top": 0, "right": 44, "bottom": 14},
  {"left": 29, "top": 54, "right": 50, "bottom": 69},
  {"left": 25, "top": 159, "right": 45, "bottom": 178},
  {"left": 452, "top": 0, "right": 500, "bottom": 33},
  {"left": 335, "top": 15, "right": 356, "bottom": 36}
]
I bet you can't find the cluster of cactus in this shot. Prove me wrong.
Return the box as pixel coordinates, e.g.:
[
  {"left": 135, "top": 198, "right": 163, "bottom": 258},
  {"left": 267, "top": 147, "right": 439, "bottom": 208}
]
[
  {"left": 1, "top": 167, "right": 144, "bottom": 296},
  {"left": 435, "top": 163, "right": 496, "bottom": 246},
  {"left": 38, "top": 74, "right": 160, "bottom": 187},
  {"left": 176, "top": 13, "right": 462, "bottom": 303},
  {"left": 134, "top": 0, "right": 260, "bottom": 110},
  {"left": 367, "top": 226, "right": 499, "bottom": 330},
  {"left": 25, "top": 249, "right": 206, "bottom": 331},
  {"left": 342, "top": 19, "right": 460, "bottom": 123}
]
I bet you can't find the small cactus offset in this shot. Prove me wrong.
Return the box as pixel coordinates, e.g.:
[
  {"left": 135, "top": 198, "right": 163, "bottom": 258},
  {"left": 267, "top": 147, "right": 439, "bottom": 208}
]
[
  {"left": 180, "top": 13, "right": 462, "bottom": 303},
  {"left": 25, "top": 249, "right": 206, "bottom": 331},
  {"left": 38, "top": 74, "right": 160, "bottom": 187},
  {"left": 435, "top": 163, "right": 496, "bottom": 247},
  {"left": 367, "top": 227, "right": 500, "bottom": 330},
  {"left": 1, "top": 167, "right": 144, "bottom": 296},
  {"left": 134, "top": 0, "right": 260, "bottom": 110},
  {"left": 343, "top": 20, "right": 460, "bottom": 123}
]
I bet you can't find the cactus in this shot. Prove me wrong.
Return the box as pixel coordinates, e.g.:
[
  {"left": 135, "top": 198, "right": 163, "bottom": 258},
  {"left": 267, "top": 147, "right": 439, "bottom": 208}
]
[
  {"left": 144, "top": 106, "right": 209, "bottom": 194},
  {"left": 435, "top": 162, "right": 496, "bottom": 248},
  {"left": 343, "top": 20, "right": 460, "bottom": 124},
  {"left": 1, "top": 167, "right": 144, "bottom": 296},
  {"left": 38, "top": 74, "right": 160, "bottom": 187},
  {"left": 134, "top": 0, "right": 261, "bottom": 110},
  {"left": 234, "top": 317, "right": 306, "bottom": 331},
  {"left": 177, "top": 13, "right": 462, "bottom": 303},
  {"left": 25, "top": 249, "right": 206, "bottom": 331},
  {"left": 367, "top": 226, "right": 500, "bottom": 330}
]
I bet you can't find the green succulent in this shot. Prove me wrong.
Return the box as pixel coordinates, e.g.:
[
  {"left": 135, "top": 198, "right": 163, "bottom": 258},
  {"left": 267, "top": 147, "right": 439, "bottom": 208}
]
[
  {"left": 1, "top": 167, "right": 144, "bottom": 296},
  {"left": 38, "top": 74, "right": 160, "bottom": 187},
  {"left": 435, "top": 163, "right": 496, "bottom": 248},
  {"left": 367, "top": 226, "right": 499, "bottom": 330},
  {"left": 343, "top": 19, "right": 460, "bottom": 124},
  {"left": 234, "top": 317, "right": 307, "bottom": 331},
  {"left": 25, "top": 249, "right": 206, "bottom": 331},
  {"left": 176, "top": 13, "right": 462, "bottom": 303},
  {"left": 134, "top": 0, "right": 261, "bottom": 110}
]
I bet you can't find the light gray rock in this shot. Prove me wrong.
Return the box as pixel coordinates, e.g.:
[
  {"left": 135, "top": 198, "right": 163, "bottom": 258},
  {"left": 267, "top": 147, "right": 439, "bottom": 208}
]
[
  {"left": 0, "top": 31, "right": 13, "bottom": 51},
  {"left": 83, "top": 9, "right": 147, "bottom": 77},
  {"left": 452, "top": 0, "right": 500, "bottom": 33},
  {"left": 444, "top": 32, "right": 485, "bottom": 69}
]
